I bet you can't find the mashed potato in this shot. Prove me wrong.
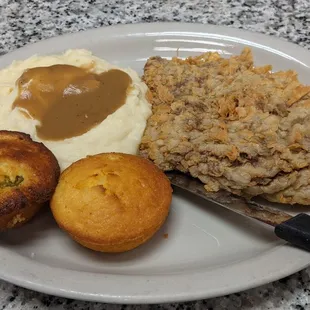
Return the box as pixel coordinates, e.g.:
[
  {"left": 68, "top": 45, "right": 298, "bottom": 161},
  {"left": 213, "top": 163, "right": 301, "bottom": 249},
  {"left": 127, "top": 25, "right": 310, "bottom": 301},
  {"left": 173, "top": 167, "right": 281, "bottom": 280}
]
[{"left": 0, "top": 49, "right": 152, "bottom": 170}]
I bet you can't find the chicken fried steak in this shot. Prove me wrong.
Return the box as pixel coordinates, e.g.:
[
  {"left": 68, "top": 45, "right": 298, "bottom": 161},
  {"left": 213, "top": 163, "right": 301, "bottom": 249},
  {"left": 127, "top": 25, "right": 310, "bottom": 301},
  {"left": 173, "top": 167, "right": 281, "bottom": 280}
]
[{"left": 140, "top": 48, "right": 310, "bottom": 205}]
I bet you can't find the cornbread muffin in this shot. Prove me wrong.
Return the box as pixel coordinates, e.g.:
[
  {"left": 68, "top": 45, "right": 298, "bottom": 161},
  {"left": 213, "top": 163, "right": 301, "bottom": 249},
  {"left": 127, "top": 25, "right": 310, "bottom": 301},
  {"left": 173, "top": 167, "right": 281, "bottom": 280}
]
[
  {"left": 0, "top": 130, "right": 60, "bottom": 231},
  {"left": 51, "top": 153, "right": 172, "bottom": 252}
]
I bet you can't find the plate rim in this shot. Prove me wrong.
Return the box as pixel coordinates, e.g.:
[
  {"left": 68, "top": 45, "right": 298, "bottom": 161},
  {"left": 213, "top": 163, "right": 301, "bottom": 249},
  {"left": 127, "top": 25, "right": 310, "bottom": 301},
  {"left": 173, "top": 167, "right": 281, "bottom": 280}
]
[{"left": 1, "top": 22, "right": 310, "bottom": 304}]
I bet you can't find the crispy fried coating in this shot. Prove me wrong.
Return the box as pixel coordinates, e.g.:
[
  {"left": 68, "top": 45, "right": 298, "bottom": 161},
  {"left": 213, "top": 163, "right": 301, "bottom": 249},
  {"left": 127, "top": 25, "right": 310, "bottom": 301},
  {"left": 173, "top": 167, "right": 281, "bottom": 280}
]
[
  {"left": 0, "top": 130, "right": 60, "bottom": 230},
  {"left": 140, "top": 48, "right": 310, "bottom": 205}
]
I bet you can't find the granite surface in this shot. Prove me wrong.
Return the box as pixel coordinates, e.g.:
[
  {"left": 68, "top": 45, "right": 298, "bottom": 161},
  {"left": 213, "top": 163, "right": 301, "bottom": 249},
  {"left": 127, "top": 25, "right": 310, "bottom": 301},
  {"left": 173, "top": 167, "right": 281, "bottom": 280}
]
[{"left": 1, "top": 0, "right": 310, "bottom": 309}]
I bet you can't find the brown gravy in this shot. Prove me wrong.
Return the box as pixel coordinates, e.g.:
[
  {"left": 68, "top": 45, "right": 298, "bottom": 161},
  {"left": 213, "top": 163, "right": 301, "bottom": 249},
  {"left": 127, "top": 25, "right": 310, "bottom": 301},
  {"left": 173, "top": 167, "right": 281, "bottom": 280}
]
[{"left": 12, "top": 64, "right": 132, "bottom": 140}]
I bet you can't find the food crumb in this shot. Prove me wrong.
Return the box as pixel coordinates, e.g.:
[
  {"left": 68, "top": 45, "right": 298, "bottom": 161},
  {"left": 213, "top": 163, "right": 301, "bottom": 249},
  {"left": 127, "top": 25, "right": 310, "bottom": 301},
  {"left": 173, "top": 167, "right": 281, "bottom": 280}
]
[
  {"left": 163, "top": 233, "right": 168, "bottom": 239},
  {"left": 8, "top": 214, "right": 25, "bottom": 228}
]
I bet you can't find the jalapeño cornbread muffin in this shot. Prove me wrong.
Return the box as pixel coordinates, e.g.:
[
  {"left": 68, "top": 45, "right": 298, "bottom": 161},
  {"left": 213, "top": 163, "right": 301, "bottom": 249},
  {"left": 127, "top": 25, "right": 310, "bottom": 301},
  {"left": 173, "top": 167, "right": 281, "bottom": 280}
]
[
  {"left": 51, "top": 153, "right": 172, "bottom": 252},
  {"left": 0, "top": 130, "right": 60, "bottom": 231}
]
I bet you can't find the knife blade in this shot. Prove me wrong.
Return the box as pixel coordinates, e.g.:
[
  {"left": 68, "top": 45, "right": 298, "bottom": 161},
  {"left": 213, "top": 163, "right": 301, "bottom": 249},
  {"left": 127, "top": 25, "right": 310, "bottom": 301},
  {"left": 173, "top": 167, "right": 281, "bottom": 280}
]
[{"left": 165, "top": 171, "right": 310, "bottom": 251}]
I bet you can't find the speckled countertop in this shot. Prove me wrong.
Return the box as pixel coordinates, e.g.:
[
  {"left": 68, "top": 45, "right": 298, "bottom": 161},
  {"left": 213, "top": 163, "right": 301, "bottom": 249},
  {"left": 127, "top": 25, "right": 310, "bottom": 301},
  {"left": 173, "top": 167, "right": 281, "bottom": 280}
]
[{"left": 0, "top": 0, "right": 310, "bottom": 309}]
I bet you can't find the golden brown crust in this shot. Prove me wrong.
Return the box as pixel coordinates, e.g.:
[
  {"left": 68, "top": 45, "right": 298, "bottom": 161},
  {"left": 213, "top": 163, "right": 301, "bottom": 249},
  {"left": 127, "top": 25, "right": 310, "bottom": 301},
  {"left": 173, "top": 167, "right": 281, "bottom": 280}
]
[
  {"left": 70, "top": 229, "right": 157, "bottom": 252},
  {"left": 0, "top": 130, "right": 60, "bottom": 230},
  {"left": 51, "top": 153, "right": 172, "bottom": 252}
]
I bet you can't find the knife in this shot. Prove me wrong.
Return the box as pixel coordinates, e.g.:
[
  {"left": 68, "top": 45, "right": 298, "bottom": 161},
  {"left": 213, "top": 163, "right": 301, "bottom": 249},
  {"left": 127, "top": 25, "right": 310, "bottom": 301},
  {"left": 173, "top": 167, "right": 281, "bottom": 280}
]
[{"left": 166, "top": 171, "right": 310, "bottom": 252}]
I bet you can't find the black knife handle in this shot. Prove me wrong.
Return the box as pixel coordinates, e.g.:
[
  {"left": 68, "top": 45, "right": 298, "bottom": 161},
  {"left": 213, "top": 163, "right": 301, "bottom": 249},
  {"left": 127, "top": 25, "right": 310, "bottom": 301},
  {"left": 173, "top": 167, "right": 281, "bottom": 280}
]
[{"left": 275, "top": 213, "right": 310, "bottom": 251}]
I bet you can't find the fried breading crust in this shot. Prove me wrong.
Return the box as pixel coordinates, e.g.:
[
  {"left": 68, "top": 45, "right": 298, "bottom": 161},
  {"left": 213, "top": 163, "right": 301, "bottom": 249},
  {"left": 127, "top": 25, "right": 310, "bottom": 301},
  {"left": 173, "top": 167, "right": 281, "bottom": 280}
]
[
  {"left": 0, "top": 130, "right": 60, "bottom": 229},
  {"left": 140, "top": 48, "right": 310, "bottom": 205}
]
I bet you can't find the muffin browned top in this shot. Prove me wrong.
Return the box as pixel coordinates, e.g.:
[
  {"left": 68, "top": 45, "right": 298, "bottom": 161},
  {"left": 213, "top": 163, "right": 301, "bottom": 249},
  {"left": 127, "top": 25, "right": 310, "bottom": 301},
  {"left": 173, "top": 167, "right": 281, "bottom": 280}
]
[
  {"left": 0, "top": 130, "right": 60, "bottom": 216},
  {"left": 51, "top": 153, "right": 172, "bottom": 246}
]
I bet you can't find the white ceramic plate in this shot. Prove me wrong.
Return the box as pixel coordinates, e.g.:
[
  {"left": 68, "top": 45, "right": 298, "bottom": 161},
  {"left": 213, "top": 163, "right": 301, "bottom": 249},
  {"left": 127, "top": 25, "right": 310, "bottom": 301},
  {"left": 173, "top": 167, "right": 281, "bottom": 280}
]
[{"left": 1, "top": 22, "right": 310, "bottom": 304}]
